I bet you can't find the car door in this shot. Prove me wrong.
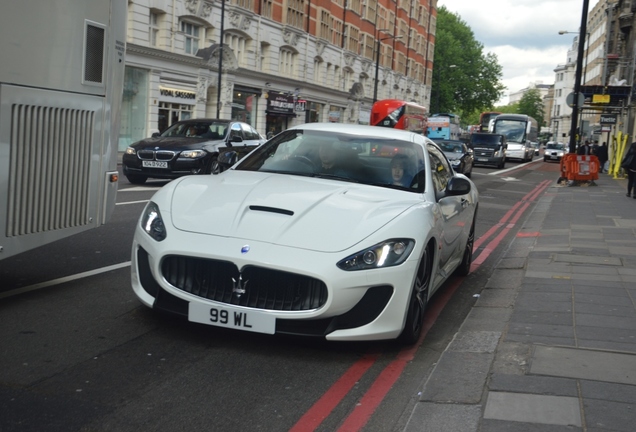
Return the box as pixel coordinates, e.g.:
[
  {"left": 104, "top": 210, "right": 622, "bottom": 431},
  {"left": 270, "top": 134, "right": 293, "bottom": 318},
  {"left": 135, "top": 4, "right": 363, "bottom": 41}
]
[{"left": 427, "top": 144, "right": 471, "bottom": 274}]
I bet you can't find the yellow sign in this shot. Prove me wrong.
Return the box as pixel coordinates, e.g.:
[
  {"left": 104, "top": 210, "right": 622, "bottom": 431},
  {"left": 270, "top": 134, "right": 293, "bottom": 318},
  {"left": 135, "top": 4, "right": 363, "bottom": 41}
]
[{"left": 592, "top": 94, "right": 610, "bottom": 104}]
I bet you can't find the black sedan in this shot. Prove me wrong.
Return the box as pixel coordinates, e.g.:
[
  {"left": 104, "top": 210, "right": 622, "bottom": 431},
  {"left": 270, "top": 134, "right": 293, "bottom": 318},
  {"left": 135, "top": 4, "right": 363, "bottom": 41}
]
[
  {"left": 122, "top": 119, "right": 265, "bottom": 184},
  {"left": 435, "top": 140, "right": 474, "bottom": 178}
]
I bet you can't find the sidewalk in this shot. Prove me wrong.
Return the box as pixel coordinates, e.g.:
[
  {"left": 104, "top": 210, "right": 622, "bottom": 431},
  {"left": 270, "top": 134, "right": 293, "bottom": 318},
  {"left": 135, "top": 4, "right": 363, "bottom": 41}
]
[{"left": 404, "top": 173, "right": 636, "bottom": 431}]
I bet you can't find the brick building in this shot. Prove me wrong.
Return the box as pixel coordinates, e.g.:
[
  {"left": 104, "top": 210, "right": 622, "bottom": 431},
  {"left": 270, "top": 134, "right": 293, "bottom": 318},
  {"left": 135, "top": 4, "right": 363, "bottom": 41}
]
[{"left": 119, "top": 0, "right": 437, "bottom": 151}]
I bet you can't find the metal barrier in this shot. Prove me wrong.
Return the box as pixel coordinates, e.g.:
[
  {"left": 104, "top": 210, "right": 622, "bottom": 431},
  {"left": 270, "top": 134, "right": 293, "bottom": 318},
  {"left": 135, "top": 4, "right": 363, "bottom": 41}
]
[{"left": 560, "top": 154, "right": 599, "bottom": 182}]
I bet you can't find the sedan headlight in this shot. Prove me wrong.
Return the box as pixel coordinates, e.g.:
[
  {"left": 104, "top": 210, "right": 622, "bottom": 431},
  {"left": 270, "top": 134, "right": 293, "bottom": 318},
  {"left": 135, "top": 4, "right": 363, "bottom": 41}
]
[
  {"left": 125, "top": 147, "right": 136, "bottom": 155},
  {"left": 337, "top": 239, "right": 415, "bottom": 271},
  {"left": 180, "top": 149, "right": 207, "bottom": 158},
  {"left": 140, "top": 201, "right": 167, "bottom": 241}
]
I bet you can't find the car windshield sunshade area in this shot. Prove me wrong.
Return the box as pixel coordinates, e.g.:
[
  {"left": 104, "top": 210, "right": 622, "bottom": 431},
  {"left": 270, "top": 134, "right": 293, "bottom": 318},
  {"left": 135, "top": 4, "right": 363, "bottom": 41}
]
[
  {"left": 235, "top": 129, "right": 426, "bottom": 192},
  {"left": 161, "top": 122, "right": 228, "bottom": 139},
  {"left": 471, "top": 135, "right": 502, "bottom": 147}
]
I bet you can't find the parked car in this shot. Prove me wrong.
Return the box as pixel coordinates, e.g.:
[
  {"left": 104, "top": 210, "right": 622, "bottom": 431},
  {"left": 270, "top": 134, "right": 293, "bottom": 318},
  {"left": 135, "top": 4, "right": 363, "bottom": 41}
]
[
  {"left": 130, "top": 123, "right": 479, "bottom": 344},
  {"left": 435, "top": 139, "right": 474, "bottom": 177},
  {"left": 122, "top": 119, "right": 265, "bottom": 184},
  {"left": 469, "top": 132, "right": 507, "bottom": 169},
  {"left": 544, "top": 141, "right": 567, "bottom": 162}
]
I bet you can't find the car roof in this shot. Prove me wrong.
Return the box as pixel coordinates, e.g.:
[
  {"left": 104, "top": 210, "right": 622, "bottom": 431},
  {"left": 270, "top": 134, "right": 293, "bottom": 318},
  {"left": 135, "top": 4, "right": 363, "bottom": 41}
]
[{"left": 288, "top": 122, "right": 426, "bottom": 143}]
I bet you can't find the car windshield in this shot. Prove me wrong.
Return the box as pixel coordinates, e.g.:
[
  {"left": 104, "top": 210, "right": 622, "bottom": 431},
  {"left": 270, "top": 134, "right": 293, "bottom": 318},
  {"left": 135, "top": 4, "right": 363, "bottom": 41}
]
[
  {"left": 546, "top": 143, "right": 565, "bottom": 150},
  {"left": 160, "top": 121, "right": 228, "bottom": 139},
  {"left": 494, "top": 120, "right": 526, "bottom": 143},
  {"left": 235, "top": 129, "right": 426, "bottom": 192},
  {"left": 439, "top": 142, "right": 464, "bottom": 153},
  {"left": 471, "top": 134, "right": 502, "bottom": 147}
]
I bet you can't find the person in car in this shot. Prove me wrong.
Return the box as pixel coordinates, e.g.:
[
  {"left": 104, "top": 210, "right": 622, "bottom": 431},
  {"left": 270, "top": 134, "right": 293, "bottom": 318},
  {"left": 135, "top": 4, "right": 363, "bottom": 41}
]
[
  {"left": 390, "top": 154, "right": 413, "bottom": 187},
  {"left": 318, "top": 141, "right": 350, "bottom": 177}
]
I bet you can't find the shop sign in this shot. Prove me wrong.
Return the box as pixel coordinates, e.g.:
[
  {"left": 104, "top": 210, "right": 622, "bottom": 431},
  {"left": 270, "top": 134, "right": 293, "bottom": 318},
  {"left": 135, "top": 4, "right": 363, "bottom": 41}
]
[
  {"left": 267, "top": 91, "right": 295, "bottom": 115},
  {"left": 600, "top": 114, "right": 617, "bottom": 125},
  {"left": 328, "top": 111, "right": 341, "bottom": 122},
  {"left": 159, "top": 86, "right": 196, "bottom": 100},
  {"left": 295, "top": 99, "right": 307, "bottom": 112}
]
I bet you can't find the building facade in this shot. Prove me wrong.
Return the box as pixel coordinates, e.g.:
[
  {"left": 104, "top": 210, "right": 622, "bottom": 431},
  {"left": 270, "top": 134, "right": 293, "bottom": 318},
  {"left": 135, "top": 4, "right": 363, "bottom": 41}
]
[{"left": 119, "top": 0, "right": 437, "bottom": 151}]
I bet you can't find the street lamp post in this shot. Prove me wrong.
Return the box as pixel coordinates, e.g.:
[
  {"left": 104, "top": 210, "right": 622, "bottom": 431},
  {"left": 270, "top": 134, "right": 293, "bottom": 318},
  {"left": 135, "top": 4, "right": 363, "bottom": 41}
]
[
  {"left": 373, "top": 29, "right": 402, "bottom": 104},
  {"left": 565, "top": 0, "right": 590, "bottom": 154},
  {"left": 216, "top": 0, "right": 226, "bottom": 118},
  {"left": 560, "top": 29, "right": 590, "bottom": 144}
]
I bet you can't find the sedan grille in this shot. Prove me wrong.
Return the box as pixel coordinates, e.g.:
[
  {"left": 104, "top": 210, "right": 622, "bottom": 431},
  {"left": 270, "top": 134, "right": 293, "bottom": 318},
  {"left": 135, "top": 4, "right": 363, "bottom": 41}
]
[
  {"left": 137, "top": 150, "right": 176, "bottom": 161},
  {"left": 161, "top": 255, "right": 328, "bottom": 311}
]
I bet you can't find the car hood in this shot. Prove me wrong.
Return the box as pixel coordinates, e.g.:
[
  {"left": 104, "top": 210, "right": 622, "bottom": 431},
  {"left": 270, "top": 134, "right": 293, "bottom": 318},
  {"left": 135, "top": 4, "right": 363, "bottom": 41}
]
[
  {"left": 131, "top": 136, "right": 226, "bottom": 151},
  {"left": 168, "top": 172, "right": 420, "bottom": 252},
  {"left": 443, "top": 152, "right": 462, "bottom": 161}
]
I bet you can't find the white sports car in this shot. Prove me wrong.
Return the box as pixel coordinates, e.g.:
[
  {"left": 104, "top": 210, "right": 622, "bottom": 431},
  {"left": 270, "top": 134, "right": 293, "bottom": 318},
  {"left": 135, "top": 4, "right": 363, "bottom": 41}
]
[{"left": 131, "top": 123, "right": 478, "bottom": 343}]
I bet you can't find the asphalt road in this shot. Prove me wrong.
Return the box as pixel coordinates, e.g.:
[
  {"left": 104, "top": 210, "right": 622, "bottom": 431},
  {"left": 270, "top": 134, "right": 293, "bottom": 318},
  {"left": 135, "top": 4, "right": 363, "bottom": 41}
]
[{"left": 0, "top": 156, "right": 560, "bottom": 431}]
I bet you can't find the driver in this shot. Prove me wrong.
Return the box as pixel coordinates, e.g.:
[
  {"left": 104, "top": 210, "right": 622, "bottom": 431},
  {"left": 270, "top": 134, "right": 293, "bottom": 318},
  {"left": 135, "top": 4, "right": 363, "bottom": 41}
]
[{"left": 318, "top": 141, "right": 348, "bottom": 176}]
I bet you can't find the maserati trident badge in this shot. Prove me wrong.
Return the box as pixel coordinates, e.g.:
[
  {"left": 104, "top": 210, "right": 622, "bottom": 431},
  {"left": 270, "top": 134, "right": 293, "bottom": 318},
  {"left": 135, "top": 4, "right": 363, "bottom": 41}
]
[{"left": 232, "top": 274, "right": 248, "bottom": 297}]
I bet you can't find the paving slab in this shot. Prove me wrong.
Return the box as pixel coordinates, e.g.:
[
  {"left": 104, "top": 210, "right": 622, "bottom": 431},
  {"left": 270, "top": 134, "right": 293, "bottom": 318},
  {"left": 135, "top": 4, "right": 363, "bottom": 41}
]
[
  {"left": 404, "top": 403, "right": 481, "bottom": 432},
  {"left": 483, "top": 392, "right": 581, "bottom": 427},
  {"left": 554, "top": 254, "right": 622, "bottom": 266},
  {"left": 530, "top": 345, "right": 636, "bottom": 385}
]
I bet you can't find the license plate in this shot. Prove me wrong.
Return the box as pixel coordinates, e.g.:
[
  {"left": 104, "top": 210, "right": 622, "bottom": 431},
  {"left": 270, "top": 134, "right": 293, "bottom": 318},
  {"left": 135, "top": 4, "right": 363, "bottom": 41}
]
[
  {"left": 188, "top": 303, "right": 276, "bottom": 334},
  {"left": 477, "top": 158, "right": 488, "bottom": 162},
  {"left": 550, "top": 156, "right": 558, "bottom": 159},
  {"left": 142, "top": 160, "right": 168, "bottom": 168}
]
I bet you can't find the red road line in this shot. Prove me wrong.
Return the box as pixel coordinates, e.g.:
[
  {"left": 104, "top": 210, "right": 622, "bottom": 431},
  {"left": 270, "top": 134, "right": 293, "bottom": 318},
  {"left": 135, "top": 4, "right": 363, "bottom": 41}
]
[
  {"left": 289, "top": 353, "right": 380, "bottom": 432},
  {"left": 336, "top": 277, "right": 463, "bottom": 432},
  {"left": 292, "top": 178, "right": 551, "bottom": 432}
]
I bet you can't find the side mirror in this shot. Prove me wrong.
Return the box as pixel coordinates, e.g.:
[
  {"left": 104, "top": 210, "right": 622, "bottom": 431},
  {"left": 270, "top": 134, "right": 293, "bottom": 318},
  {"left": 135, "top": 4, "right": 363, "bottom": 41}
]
[
  {"left": 446, "top": 176, "right": 471, "bottom": 196},
  {"left": 151, "top": 132, "right": 160, "bottom": 138},
  {"left": 231, "top": 135, "right": 243, "bottom": 143}
]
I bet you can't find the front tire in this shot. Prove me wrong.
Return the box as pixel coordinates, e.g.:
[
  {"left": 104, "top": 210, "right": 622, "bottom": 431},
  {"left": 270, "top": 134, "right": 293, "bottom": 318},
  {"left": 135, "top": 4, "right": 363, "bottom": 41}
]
[
  {"left": 399, "top": 246, "right": 432, "bottom": 344},
  {"left": 207, "top": 156, "right": 220, "bottom": 174}
]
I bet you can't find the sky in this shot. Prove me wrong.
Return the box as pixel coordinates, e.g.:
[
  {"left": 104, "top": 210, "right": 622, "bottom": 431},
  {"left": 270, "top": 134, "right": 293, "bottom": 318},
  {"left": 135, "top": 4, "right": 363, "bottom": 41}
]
[{"left": 437, "top": 0, "right": 597, "bottom": 105}]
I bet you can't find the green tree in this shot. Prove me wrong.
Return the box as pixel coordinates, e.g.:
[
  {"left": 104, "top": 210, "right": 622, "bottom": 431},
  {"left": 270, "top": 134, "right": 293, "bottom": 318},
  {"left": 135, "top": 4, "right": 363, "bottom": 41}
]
[
  {"left": 431, "top": 6, "right": 506, "bottom": 119},
  {"left": 517, "top": 88, "right": 545, "bottom": 127}
]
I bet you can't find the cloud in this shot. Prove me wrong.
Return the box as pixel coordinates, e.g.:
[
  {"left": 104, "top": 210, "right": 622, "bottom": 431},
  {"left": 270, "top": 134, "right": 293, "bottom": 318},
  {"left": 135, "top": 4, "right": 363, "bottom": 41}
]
[{"left": 438, "top": 0, "right": 594, "bottom": 103}]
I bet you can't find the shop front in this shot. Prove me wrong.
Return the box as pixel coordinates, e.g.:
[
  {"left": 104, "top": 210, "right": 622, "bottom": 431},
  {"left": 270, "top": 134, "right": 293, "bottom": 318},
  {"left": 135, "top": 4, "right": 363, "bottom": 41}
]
[
  {"left": 157, "top": 82, "right": 197, "bottom": 133},
  {"left": 265, "top": 91, "right": 297, "bottom": 138},
  {"left": 231, "top": 86, "right": 261, "bottom": 128},
  {"left": 119, "top": 67, "right": 149, "bottom": 151}
]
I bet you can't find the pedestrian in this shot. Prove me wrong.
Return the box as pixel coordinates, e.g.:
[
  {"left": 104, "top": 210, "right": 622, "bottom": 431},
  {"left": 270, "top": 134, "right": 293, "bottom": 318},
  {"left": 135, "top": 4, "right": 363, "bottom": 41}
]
[
  {"left": 591, "top": 140, "right": 600, "bottom": 155},
  {"left": 621, "top": 142, "right": 636, "bottom": 197},
  {"left": 577, "top": 140, "right": 592, "bottom": 155},
  {"left": 596, "top": 141, "right": 608, "bottom": 173}
]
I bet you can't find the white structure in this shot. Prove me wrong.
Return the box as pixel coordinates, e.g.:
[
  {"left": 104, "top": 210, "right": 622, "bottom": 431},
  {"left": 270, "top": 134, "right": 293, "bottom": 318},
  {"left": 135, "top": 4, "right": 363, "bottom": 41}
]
[
  {"left": 507, "top": 82, "right": 552, "bottom": 106},
  {"left": 120, "top": 0, "right": 432, "bottom": 151}
]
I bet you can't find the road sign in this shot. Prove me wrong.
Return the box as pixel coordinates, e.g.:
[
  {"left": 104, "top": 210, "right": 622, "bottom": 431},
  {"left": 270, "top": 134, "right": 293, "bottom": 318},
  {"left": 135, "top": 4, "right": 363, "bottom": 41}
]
[
  {"left": 566, "top": 92, "right": 585, "bottom": 108},
  {"left": 600, "top": 114, "right": 617, "bottom": 125}
]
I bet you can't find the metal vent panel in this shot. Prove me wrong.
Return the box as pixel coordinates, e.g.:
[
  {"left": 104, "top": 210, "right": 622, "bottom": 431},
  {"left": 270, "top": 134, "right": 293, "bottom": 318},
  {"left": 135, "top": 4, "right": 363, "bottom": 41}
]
[
  {"left": 84, "top": 23, "right": 105, "bottom": 84},
  {"left": 7, "top": 103, "right": 95, "bottom": 236}
]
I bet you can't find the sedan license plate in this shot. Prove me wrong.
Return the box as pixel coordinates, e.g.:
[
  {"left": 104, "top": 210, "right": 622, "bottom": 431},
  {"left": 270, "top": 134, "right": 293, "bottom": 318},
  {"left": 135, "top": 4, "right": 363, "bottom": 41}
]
[
  {"left": 188, "top": 303, "right": 276, "bottom": 334},
  {"left": 142, "top": 160, "right": 168, "bottom": 168}
]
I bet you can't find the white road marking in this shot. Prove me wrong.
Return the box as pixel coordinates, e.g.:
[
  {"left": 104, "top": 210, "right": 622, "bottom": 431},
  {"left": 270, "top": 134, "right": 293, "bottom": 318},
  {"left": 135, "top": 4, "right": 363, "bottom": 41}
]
[{"left": 0, "top": 261, "right": 132, "bottom": 300}]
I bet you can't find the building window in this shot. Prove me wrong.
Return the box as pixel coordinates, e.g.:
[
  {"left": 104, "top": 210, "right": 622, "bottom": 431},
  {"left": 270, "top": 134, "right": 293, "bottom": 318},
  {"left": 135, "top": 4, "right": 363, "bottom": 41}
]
[
  {"left": 226, "top": 32, "right": 248, "bottom": 66},
  {"left": 286, "top": 0, "right": 305, "bottom": 29},
  {"left": 320, "top": 10, "right": 330, "bottom": 40},
  {"left": 158, "top": 102, "right": 192, "bottom": 133},
  {"left": 332, "top": 18, "right": 343, "bottom": 46},
  {"left": 260, "top": 42, "right": 270, "bottom": 71},
  {"left": 346, "top": 25, "right": 359, "bottom": 53},
  {"left": 280, "top": 48, "right": 296, "bottom": 77},
  {"left": 343, "top": 68, "right": 354, "bottom": 91},
  {"left": 364, "top": 0, "right": 377, "bottom": 21},
  {"left": 262, "top": 0, "right": 273, "bottom": 18},
  {"left": 349, "top": 0, "right": 361, "bottom": 15},
  {"left": 377, "top": 6, "right": 387, "bottom": 29},
  {"left": 363, "top": 33, "right": 374, "bottom": 59},
  {"left": 325, "top": 63, "right": 332, "bottom": 86},
  {"left": 397, "top": 52, "right": 406, "bottom": 75},
  {"left": 231, "top": 0, "right": 253, "bottom": 8},
  {"left": 181, "top": 21, "right": 200, "bottom": 55},
  {"left": 149, "top": 12, "right": 160, "bottom": 47}
]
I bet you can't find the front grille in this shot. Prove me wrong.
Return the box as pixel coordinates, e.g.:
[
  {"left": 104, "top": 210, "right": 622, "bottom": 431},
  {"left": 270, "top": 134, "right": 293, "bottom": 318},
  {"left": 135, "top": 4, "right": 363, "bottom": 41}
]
[
  {"left": 137, "top": 150, "right": 176, "bottom": 161},
  {"left": 474, "top": 148, "right": 495, "bottom": 157},
  {"left": 162, "top": 255, "right": 328, "bottom": 311}
]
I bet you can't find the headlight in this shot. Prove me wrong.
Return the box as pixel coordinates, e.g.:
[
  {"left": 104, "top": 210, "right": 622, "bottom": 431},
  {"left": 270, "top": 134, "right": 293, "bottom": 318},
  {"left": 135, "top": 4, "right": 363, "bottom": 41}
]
[
  {"left": 180, "top": 149, "right": 207, "bottom": 158},
  {"left": 125, "top": 147, "right": 136, "bottom": 155},
  {"left": 337, "top": 239, "right": 415, "bottom": 271},
  {"left": 140, "top": 201, "right": 167, "bottom": 241}
]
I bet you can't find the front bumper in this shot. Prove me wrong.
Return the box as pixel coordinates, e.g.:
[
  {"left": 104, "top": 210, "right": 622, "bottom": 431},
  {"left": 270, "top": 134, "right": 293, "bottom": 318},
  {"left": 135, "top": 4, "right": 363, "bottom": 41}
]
[{"left": 131, "top": 228, "right": 419, "bottom": 341}]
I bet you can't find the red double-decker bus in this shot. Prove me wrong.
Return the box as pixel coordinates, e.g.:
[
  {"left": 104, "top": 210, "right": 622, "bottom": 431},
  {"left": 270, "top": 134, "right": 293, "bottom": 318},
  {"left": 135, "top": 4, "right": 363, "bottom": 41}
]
[{"left": 370, "top": 99, "right": 428, "bottom": 134}]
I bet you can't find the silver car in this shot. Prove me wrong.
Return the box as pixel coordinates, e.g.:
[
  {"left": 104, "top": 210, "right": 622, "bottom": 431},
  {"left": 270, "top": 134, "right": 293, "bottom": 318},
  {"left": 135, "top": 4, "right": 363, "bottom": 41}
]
[{"left": 544, "top": 141, "right": 566, "bottom": 162}]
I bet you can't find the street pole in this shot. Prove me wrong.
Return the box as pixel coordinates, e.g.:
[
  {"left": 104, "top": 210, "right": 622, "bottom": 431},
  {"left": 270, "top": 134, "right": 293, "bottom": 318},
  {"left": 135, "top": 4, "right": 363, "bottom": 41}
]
[
  {"left": 568, "top": 0, "right": 590, "bottom": 154},
  {"left": 216, "top": 0, "right": 225, "bottom": 119},
  {"left": 373, "top": 37, "right": 381, "bottom": 104}
]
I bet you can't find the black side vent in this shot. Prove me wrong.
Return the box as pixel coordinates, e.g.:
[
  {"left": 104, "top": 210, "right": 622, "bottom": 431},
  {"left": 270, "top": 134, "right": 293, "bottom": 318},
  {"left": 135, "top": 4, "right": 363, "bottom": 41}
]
[
  {"left": 84, "top": 24, "right": 105, "bottom": 84},
  {"left": 249, "top": 205, "right": 294, "bottom": 216}
]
